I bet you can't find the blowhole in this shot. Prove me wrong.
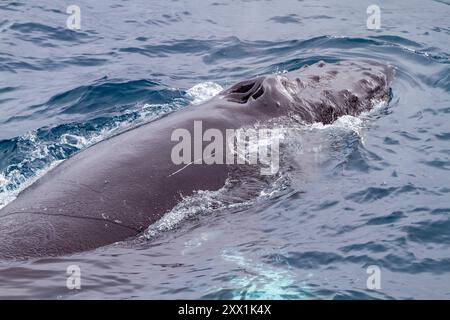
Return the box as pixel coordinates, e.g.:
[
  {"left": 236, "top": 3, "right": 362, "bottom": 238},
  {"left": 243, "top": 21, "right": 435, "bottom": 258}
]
[
  {"left": 231, "top": 82, "right": 255, "bottom": 94},
  {"left": 252, "top": 86, "right": 264, "bottom": 100}
]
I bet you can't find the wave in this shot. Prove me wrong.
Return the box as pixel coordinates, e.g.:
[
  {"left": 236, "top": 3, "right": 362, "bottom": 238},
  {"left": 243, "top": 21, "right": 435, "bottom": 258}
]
[{"left": 0, "top": 81, "right": 214, "bottom": 209}]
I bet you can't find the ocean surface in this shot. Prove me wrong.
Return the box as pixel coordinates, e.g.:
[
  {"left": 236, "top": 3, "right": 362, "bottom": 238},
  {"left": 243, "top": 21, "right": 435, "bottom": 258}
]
[{"left": 0, "top": 0, "right": 449, "bottom": 299}]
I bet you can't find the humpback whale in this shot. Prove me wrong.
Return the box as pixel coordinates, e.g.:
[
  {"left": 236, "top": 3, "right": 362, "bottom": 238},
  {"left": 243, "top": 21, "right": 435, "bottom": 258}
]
[{"left": 0, "top": 60, "right": 393, "bottom": 259}]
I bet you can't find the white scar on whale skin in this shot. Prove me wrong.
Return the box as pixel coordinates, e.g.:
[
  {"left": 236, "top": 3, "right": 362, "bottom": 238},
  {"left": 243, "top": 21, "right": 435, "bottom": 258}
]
[{"left": 167, "top": 156, "right": 210, "bottom": 177}]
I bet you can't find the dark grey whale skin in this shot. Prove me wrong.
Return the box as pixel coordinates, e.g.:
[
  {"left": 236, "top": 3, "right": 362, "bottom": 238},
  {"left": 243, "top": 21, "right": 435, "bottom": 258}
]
[{"left": 0, "top": 60, "right": 393, "bottom": 259}]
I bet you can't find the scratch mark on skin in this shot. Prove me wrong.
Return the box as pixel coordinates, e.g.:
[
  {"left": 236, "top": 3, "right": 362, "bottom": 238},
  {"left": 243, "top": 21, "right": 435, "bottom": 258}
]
[
  {"left": 167, "top": 155, "right": 213, "bottom": 177},
  {"left": 167, "top": 161, "right": 195, "bottom": 178},
  {"left": 0, "top": 211, "right": 140, "bottom": 232}
]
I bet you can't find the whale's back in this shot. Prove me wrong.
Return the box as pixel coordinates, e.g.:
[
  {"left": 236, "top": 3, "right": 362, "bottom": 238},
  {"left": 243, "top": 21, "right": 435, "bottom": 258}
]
[{"left": 0, "top": 60, "right": 394, "bottom": 259}]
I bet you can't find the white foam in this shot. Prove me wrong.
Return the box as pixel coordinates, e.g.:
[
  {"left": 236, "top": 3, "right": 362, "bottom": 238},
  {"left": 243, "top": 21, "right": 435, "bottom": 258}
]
[
  {"left": 59, "top": 133, "right": 88, "bottom": 149},
  {"left": 186, "top": 82, "right": 223, "bottom": 105},
  {"left": 303, "top": 99, "right": 388, "bottom": 137},
  {"left": 143, "top": 172, "right": 289, "bottom": 239},
  {"left": 0, "top": 160, "right": 62, "bottom": 209},
  {"left": 309, "top": 115, "right": 364, "bottom": 134},
  {"left": 143, "top": 186, "right": 235, "bottom": 239},
  {"left": 0, "top": 173, "right": 6, "bottom": 185}
]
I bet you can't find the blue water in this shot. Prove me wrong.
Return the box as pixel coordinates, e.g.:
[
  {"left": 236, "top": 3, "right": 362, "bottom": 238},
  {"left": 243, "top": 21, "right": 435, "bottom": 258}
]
[{"left": 0, "top": 0, "right": 450, "bottom": 299}]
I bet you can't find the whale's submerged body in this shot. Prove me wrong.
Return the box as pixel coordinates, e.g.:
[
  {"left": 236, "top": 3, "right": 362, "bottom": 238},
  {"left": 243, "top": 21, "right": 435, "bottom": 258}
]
[{"left": 0, "top": 60, "right": 393, "bottom": 259}]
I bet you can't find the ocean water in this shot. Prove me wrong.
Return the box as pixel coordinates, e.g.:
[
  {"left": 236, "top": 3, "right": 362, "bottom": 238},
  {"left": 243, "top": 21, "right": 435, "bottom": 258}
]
[{"left": 0, "top": 0, "right": 449, "bottom": 299}]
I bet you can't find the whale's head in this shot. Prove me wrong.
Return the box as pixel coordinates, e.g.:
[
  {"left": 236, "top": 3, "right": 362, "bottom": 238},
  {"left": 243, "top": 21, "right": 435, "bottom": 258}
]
[{"left": 219, "top": 60, "right": 394, "bottom": 124}]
